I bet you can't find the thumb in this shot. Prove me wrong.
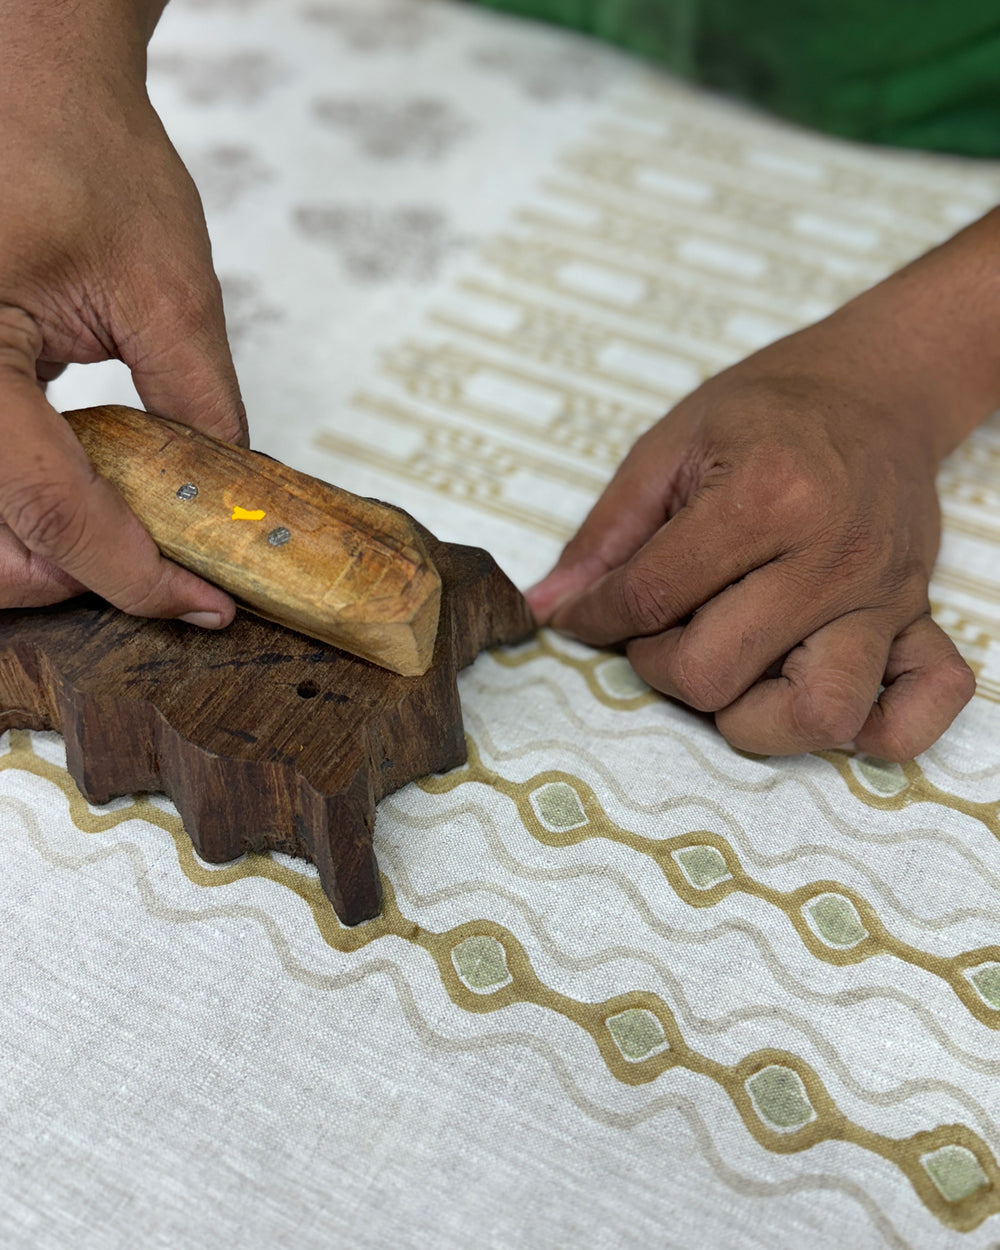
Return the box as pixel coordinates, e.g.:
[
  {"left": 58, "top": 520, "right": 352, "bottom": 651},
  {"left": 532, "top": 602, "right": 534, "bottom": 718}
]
[
  {"left": 0, "top": 304, "right": 236, "bottom": 625},
  {"left": 525, "top": 418, "right": 684, "bottom": 624}
]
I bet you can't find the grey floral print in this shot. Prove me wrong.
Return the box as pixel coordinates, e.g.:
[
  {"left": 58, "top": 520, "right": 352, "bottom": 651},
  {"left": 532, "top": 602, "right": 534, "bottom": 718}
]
[
  {"left": 300, "top": 1, "right": 439, "bottom": 51},
  {"left": 473, "top": 41, "right": 615, "bottom": 101},
  {"left": 219, "top": 273, "right": 284, "bottom": 346},
  {"left": 173, "top": 0, "right": 267, "bottom": 9},
  {"left": 311, "top": 96, "right": 472, "bottom": 160},
  {"left": 149, "top": 50, "right": 287, "bottom": 105},
  {"left": 294, "top": 204, "right": 465, "bottom": 281},
  {"left": 186, "top": 145, "right": 275, "bottom": 213}
]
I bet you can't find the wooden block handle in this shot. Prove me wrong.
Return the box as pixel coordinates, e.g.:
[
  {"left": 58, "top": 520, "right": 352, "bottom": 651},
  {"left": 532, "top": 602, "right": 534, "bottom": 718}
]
[{"left": 64, "top": 405, "right": 441, "bottom": 677}]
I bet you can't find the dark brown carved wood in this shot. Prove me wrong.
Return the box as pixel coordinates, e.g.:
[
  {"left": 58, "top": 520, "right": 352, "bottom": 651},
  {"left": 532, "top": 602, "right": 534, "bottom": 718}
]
[{"left": 0, "top": 520, "right": 532, "bottom": 925}]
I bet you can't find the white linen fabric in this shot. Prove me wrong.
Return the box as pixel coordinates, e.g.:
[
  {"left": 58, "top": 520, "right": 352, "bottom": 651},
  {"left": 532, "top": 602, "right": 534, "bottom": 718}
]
[{"left": 5, "top": 1, "right": 1000, "bottom": 1247}]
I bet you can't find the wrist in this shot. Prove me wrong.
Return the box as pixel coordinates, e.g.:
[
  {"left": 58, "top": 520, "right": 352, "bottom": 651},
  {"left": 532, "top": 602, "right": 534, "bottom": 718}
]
[
  {"left": 821, "top": 208, "right": 1000, "bottom": 463},
  {"left": 733, "top": 210, "right": 1000, "bottom": 470},
  {"left": 0, "top": 1, "right": 166, "bottom": 99}
]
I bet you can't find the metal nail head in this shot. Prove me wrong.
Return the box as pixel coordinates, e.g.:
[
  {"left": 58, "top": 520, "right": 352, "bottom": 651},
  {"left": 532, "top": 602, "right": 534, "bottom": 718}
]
[
  {"left": 268, "top": 526, "right": 291, "bottom": 547},
  {"left": 176, "top": 483, "right": 198, "bottom": 500}
]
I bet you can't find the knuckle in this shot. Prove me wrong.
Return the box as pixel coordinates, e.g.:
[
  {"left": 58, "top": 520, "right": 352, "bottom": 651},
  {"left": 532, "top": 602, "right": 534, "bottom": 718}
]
[
  {"left": 747, "top": 448, "right": 835, "bottom": 533},
  {"left": 127, "top": 267, "right": 220, "bottom": 351},
  {"left": 940, "top": 653, "right": 977, "bottom": 706},
  {"left": 867, "top": 654, "right": 976, "bottom": 764},
  {"left": 0, "top": 303, "right": 41, "bottom": 344},
  {"left": 110, "top": 575, "right": 168, "bottom": 618},
  {"left": 219, "top": 397, "right": 249, "bottom": 447},
  {"left": 770, "top": 474, "right": 822, "bottom": 530},
  {"left": 162, "top": 261, "right": 225, "bottom": 334},
  {"left": 791, "top": 681, "right": 868, "bottom": 748},
  {"left": 0, "top": 304, "right": 43, "bottom": 377},
  {"left": 618, "top": 564, "right": 677, "bottom": 635},
  {"left": 867, "top": 722, "right": 916, "bottom": 764},
  {"left": 184, "top": 280, "right": 223, "bottom": 332},
  {"left": 3, "top": 481, "right": 89, "bottom": 562},
  {"left": 669, "top": 642, "right": 732, "bottom": 712},
  {"left": 0, "top": 553, "right": 79, "bottom": 609}
]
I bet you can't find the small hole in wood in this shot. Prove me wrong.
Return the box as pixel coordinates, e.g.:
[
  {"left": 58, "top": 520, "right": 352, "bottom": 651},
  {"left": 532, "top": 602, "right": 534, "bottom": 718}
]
[{"left": 296, "top": 680, "right": 320, "bottom": 699}]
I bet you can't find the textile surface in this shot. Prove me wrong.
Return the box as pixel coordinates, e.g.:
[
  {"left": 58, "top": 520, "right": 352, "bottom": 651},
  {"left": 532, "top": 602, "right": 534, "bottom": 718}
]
[{"left": 5, "top": 1, "right": 1000, "bottom": 1246}]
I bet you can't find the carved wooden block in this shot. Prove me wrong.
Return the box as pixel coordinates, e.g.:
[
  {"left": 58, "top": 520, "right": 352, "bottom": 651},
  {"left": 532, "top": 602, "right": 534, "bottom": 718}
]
[{"left": 0, "top": 521, "right": 532, "bottom": 925}]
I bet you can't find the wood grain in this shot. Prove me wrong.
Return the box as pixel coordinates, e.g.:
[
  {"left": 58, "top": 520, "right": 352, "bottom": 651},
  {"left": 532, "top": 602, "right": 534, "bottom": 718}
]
[
  {"left": 65, "top": 406, "right": 442, "bottom": 676},
  {"left": 0, "top": 517, "right": 533, "bottom": 925}
]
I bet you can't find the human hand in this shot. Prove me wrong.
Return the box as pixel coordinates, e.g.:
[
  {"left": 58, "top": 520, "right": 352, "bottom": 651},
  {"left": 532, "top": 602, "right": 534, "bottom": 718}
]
[
  {"left": 526, "top": 318, "right": 978, "bottom": 760},
  {"left": 0, "top": 8, "right": 245, "bottom": 626}
]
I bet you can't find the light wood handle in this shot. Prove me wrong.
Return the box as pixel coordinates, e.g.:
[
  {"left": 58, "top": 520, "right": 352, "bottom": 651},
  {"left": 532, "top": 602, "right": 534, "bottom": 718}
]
[{"left": 64, "top": 405, "right": 441, "bottom": 677}]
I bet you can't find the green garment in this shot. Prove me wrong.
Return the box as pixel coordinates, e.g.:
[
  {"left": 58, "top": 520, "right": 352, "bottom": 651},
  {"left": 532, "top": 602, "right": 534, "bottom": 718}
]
[{"left": 474, "top": 0, "right": 1000, "bottom": 157}]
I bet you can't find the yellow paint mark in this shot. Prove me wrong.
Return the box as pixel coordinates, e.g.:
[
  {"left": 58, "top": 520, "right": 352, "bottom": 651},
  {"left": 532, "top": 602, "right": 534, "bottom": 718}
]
[{"left": 231, "top": 507, "right": 266, "bottom": 521}]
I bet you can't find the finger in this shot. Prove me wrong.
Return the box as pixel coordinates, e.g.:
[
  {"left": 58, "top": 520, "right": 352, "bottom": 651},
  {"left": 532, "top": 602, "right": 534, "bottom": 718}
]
[
  {"left": 853, "top": 615, "right": 976, "bottom": 761},
  {"left": 0, "top": 305, "right": 236, "bottom": 624},
  {"left": 712, "top": 611, "right": 893, "bottom": 756},
  {"left": 549, "top": 482, "right": 787, "bottom": 648},
  {"left": 125, "top": 263, "right": 248, "bottom": 447},
  {"left": 624, "top": 558, "right": 922, "bottom": 713},
  {"left": 0, "top": 525, "right": 84, "bottom": 607},
  {"left": 114, "top": 150, "right": 247, "bottom": 447},
  {"left": 525, "top": 421, "right": 689, "bottom": 623}
]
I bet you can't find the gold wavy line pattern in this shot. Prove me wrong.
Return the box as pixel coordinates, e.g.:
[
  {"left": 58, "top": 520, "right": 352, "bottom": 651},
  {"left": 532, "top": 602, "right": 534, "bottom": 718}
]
[
  {"left": 380, "top": 838, "right": 1000, "bottom": 1154},
  {"left": 488, "top": 630, "right": 662, "bottom": 710},
  {"left": 419, "top": 735, "right": 1000, "bottom": 1033},
  {"left": 1, "top": 728, "right": 997, "bottom": 1232},
  {"left": 817, "top": 751, "right": 1000, "bottom": 844},
  {"left": 384, "top": 792, "right": 1000, "bottom": 1080},
  {"left": 922, "top": 748, "right": 1000, "bottom": 784},
  {"left": 489, "top": 632, "right": 1000, "bottom": 837},
  {"left": 0, "top": 784, "right": 925, "bottom": 1248},
  {"left": 458, "top": 693, "right": 1000, "bottom": 927}
]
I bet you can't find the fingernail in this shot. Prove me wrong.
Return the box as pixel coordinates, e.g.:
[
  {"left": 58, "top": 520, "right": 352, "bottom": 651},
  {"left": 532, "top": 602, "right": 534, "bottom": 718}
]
[
  {"left": 834, "top": 740, "right": 857, "bottom": 753},
  {"left": 525, "top": 568, "right": 582, "bottom": 622},
  {"left": 524, "top": 573, "right": 559, "bottom": 607},
  {"left": 179, "top": 611, "right": 226, "bottom": 629}
]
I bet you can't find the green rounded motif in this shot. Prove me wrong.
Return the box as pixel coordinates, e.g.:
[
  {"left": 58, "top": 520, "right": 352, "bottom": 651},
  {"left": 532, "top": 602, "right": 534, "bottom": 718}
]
[
  {"left": 594, "top": 656, "right": 652, "bottom": 699},
  {"left": 529, "top": 780, "right": 588, "bottom": 832},
  {"left": 803, "top": 893, "right": 869, "bottom": 949},
  {"left": 672, "top": 844, "right": 731, "bottom": 890},
  {"left": 968, "top": 963, "right": 1000, "bottom": 1011},
  {"left": 606, "top": 1008, "right": 668, "bottom": 1061},
  {"left": 921, "top": 1144, "right": 990, "bottom": 1203},
  {"left": 745, "top": 1065, "right": 816, "bottom": 1132},
  {"left": 853, "top": 754, "right": 908, "bottom": 796},
  {"left": 451, "top": 935, "right": 513, "bottom": 993}
]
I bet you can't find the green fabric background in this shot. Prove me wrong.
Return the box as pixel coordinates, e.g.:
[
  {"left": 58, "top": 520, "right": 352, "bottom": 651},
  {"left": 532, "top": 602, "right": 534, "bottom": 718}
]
[{"left": 474, "top": 0, "right": 1000, "bottom": 156}]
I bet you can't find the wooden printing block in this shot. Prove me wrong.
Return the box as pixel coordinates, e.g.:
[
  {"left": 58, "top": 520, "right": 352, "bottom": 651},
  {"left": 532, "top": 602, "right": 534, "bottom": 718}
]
[{"left": 0, "top": 519, "right": 533, "bottom": 925}]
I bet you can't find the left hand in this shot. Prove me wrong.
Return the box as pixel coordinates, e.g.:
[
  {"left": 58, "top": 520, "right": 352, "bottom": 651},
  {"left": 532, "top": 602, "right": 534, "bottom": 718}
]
[{"left": 526, "top": 313, "right": 977, "bottom": 760}]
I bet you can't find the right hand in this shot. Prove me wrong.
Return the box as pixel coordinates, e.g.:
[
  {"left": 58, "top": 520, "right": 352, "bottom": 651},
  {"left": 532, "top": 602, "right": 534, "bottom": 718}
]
[{"left": 0, "top": 44, "right": 245, "bottom": 627}]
